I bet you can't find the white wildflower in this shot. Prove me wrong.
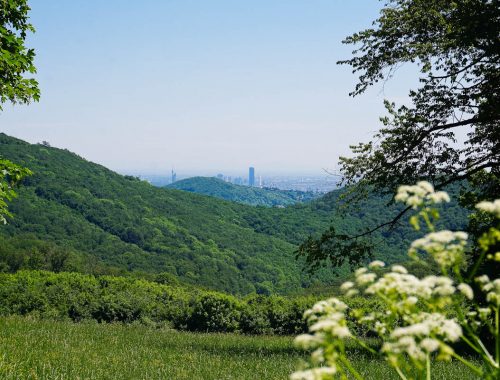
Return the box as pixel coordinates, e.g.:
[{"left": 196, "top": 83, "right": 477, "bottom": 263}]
[
  {"left": 374, "top": 321, "right": 387, "bottom": 335},
  {"left": 420, "top": 338, "right": 440, "bottom": 352},
  {"left": 340, "top": 281, "right": 354, "bottom": 292},
  {"left": 369, "top": 260, "right": 385, "bottom": 269},
  {"left": 294, "top": 334, "right": 323, "bottom": 349},
  {"left": 486, "top": 280, "right": 500, "bottom": 306},
  {"left": 311, "top": 348, "right": 324, "bottom": 364},
  {"left": 406, "top": 296, "right": 418, "bottom": 305},
  {"left": 476, "top": 199, "right": 500, "bottom": 218},
  {"left": 457, "top": 283, "right": 474, "bottom": 300},
  {"left": 433, "top": 284, "right": 455, "bottom": 296},
  {"left": 409, "top": 230, "right": 467, "bottom": 268},
  {"left": 417, "top": 181, "right": 434, "bottom": 193},
  {"left": 310, "top": 318, "right": 341, "bottom": 332},
  {"left": 345, "top": 289, "right": 359, "bottom": 298},
  {"left": 407, "top": 195, "right": 421, "bottom": 208},
  {"left": 356, "top": 273, "right": 377, "bottom": 286},
  {"left": 326, "top": 298, "right": 348, "bottom": 312},
  {"left": 478, "top": 308, "right": 491, "bottom": 320},
  {"left": 391, "top": 265, "right": 408, "bottom": 274},
  {"left": 332, "top": 326, "right": 352, "bottom": 338},
  {"left": 395, "top": 182, "right": 449, "bottom": 208},
  {"left": 354, "top": 267, "right": 368, "bottom": 277},
  {"left": 475, "top": 275, "right": 490, "bottom": 286},
  {"left": 429, "top": 191, "right": 450, "bottom": 204},
  {"left": 392, "top": 313, "right": 462, "bottom": 342}
]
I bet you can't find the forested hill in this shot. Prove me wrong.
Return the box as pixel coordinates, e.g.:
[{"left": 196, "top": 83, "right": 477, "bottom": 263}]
[
  {"left": 167, "top": 176, "right": 319, "bottom": 206},
  {"left": 0, "top": 134, "right": 468, "bottom": 295},
  {"left": 0, "top": 133, "right": 332, "bottom": 294}
]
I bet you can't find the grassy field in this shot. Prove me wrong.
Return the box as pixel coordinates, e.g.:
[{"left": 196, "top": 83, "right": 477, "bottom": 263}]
[{"left": 0, "top": 317, "right": 481, "bottom": 379}]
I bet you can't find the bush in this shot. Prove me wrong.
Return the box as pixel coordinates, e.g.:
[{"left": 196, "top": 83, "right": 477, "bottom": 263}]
[{"left": 187, "top": 293, "right": 242, "bottom": 332}]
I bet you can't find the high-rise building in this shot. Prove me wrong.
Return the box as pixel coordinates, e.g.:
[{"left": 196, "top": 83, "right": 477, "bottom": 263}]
[
  {"left": 249, "top": 167, "right": 255, "bottom": 187},
  {"left": 171, "top": 169, "right": 177, "bottom": 183}
]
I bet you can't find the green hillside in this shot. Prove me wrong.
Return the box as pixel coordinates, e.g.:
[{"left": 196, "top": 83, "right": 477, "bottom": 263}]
[
  {"left": 167, "top": 176, "right": 319, "bottom": 206},
  {"left": 0, "top": 133, "right": 326, "bottom": 294},
  {"left": 0, "top": 134, "right": 468, "bottom": 295}
]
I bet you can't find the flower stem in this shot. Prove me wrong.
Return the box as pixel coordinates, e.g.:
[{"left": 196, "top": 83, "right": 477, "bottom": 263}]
[
  {"left": 426, "top": 354, "right": 431, "bottom": 380},
  {"left": 451, "top": 352, "right": 483, "bottom": 376},
  {"left": 339, "top": 356, "right": 364, "bottom": 380},
  {"left": 393, "top": 364, "right": 408, "bottom": 380},
  {"left": 465, "top": 249, "right": 486, "bottom": 282},
  {"left": 353, "top": 337, "right": 378, "bottom": 355},
  {"left": 496, "top": 306, "right": 499, "bottom": 366}
]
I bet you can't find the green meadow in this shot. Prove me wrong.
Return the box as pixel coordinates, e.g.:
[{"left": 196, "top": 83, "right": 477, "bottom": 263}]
[{"left": 0, "top": 317, "right": 480, "bottom": 380}]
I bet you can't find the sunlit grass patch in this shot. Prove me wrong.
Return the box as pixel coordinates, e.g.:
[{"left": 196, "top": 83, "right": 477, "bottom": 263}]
[{"left": 0, "top": 317, "right": 481, "bottom": 379}]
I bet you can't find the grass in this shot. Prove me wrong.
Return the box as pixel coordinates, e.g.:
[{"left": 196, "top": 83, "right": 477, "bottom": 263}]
[{"left": 0, "top": 316, "right": 482, "bottom": 379}]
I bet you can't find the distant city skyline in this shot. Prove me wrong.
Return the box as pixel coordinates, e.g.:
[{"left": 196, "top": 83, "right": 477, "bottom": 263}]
[
  {"left": 1, "top": 1, "right": 418, "bottom": 173},
  {"left": 141, "top": 166, "right": 339, "bottom": 192}
]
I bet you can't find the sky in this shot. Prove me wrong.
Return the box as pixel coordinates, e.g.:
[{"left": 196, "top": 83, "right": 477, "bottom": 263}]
[{"left": 1, "top": 0, "right": 418, "bottom": 176}]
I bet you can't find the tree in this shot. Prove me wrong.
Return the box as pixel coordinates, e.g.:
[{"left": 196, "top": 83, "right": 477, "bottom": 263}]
[
  {"left": 298, "top": 0, "right": 499, "bottom": 271},
  {"left": 0, "top": 158, "right": 32, "bottom": 223},
  {"left": 0, "top": 0, "right": 39, "bottom": 108},
  {"left": 0, "top": 0, "right": 39, "bottom": 222}
]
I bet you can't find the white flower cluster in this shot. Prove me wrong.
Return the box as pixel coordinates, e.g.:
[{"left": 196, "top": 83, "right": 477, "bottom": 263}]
[
  {"left": 293, "top": 298, "right": 351, "bottom": 376},
  {"left": 476, "top": 275, "right": 500, "bottom": 307},
  {"left": 300, "top": 298, "right": 351, "bottom": 341},
  {"left": 408, "top": 230, "right": 467, "bottom": 268},
  {"left": 476, "top": 199, "right": 500, "bottom": 219},
  {"left": 395, "top": 181, "right": 450, "bottom": 209},
  {"left": 383, "top": 312, "right": 460, "bottom": 362},
  {"left": 348, "top": 262, "right": 462, "bottom": 306}
]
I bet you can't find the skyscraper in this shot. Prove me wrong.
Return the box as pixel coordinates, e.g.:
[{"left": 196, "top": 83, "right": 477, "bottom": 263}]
[
  {"left": 171, "top": 169, "right": 177, "bottom": 183},
  {"left": 249, "top": 167, "right": 255, "bottom": 187}
]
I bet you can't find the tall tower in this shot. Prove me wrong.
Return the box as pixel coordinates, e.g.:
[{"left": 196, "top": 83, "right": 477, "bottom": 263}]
[
  {"left": 248, "top": 167, "right": 255, "bottom": 187},
  {"left": 171, "top": 169, "right": 177, "bottom": 184}
]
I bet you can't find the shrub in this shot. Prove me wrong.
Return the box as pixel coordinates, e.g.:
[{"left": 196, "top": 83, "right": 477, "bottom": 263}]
[{"left": 187, "top": 293, "right": 242, "bottom": 332}]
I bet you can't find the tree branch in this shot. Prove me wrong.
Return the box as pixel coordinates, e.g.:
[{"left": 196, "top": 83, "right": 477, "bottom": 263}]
[
  {"left": 387, "top": 117, "right": 479, "bottom": 167},
  {"left": 348, "top": 205, "right": 412, "bottom": 240}
]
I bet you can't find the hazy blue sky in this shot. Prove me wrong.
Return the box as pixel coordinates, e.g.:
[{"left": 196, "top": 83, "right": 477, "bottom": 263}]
[{"left": 1, "top": 1, "right": 418, "bottom": 175}]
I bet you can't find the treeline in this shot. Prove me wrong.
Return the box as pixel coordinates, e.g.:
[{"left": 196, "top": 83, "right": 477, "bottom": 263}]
[{"left": 0, "top": 270, "right": 317, "bottom": 334}]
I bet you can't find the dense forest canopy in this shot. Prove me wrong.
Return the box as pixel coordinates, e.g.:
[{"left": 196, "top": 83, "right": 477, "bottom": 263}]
[{"left": 0, "top": 133, "right": 468, "bottom": 294}]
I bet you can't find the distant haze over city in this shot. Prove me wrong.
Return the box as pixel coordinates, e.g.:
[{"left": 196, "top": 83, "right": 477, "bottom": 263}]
[
  {"left": 133, "top": 166, "right": 340, "bottom": 193},
  {"left": 1, "top": 1, "right": 417, "bottom": 175}
]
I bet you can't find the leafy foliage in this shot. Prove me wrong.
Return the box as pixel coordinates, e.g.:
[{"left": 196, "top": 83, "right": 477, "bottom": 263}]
[
  {"left": 0, "top": 269, "right": 316, "bottom": 334},
  {"left": 0, "top": 0, "right": 39, "bottom": 223},
  {"left": 0, "top": 133, "right": 468, "bottom": 293},
  {"left": 0, "top": 0, "right": 40, "bottom": 109},
  {"left": 0, "top": 158, "right": 31, "bottom": 223},
  {"left": 338, "top": 0, "right": 499, "bottom": 195},
  {"left": 300, "top": 0, "right": 499, "bottom": 271}
]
